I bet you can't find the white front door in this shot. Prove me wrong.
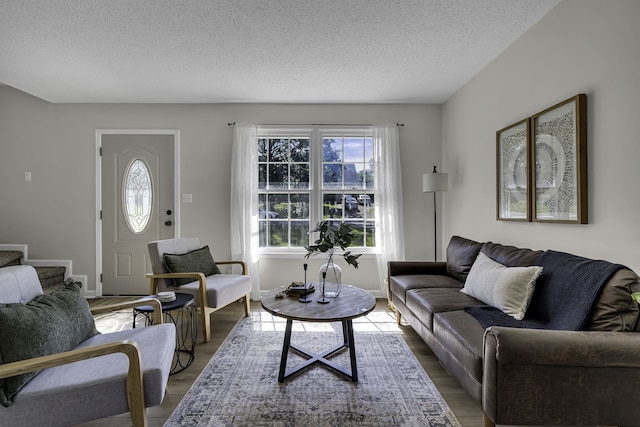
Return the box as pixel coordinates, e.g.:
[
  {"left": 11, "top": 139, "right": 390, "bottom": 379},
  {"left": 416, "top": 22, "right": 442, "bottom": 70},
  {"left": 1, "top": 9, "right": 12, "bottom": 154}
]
[{"left": 101, "top": 133, "right": 175, "bottom": 295}]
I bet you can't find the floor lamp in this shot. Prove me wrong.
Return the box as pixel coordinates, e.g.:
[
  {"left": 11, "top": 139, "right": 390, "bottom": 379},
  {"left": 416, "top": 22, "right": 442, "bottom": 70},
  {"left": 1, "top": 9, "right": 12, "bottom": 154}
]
[{"left": 423, "top": 166, "right": 448, "bottom": 261}]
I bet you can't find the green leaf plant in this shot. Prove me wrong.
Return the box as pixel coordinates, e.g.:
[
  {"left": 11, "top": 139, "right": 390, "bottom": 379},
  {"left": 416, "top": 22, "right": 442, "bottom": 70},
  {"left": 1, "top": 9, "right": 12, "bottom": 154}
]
[{"left": 304, "top": 221, "right": 362, "bottom": 269}]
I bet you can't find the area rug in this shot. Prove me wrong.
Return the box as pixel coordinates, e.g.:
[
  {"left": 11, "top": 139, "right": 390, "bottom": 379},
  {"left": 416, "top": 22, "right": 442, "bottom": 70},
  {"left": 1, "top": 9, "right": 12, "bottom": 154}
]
[{"left": 165, "top": 313, "right": 461, "bottom": 426}]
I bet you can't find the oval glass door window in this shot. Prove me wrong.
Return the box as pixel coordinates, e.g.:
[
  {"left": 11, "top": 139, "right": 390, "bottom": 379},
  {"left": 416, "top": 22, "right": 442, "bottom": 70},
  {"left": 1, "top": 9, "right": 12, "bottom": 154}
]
[{"left": 123, "top": 158, "right": 153, "bottom": 233}]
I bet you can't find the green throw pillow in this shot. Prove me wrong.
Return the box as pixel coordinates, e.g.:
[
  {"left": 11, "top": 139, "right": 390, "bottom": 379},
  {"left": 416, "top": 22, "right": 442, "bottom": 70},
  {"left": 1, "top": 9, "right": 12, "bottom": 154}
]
[
  {"left": 0, "top": 279, "right": 98, "bottom": 407},
  {"left": 163, "top": 245, "right": 221, "bottom": 287}
]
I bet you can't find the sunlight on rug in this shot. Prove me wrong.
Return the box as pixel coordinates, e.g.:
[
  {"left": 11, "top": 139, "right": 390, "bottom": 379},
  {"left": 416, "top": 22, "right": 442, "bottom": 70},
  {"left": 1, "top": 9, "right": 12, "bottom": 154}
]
[{"left": 165, "top": 311, "right": 461, "bottom": 427}]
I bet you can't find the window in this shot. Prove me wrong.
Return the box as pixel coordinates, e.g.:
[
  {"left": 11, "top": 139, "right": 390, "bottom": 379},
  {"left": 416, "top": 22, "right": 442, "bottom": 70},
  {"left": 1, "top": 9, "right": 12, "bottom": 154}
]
[
  {"left": 258, "top": 127, "right": 376, "bottom": 252},
  {"left": 123, "top": 158, "right": 153, "bottom": 234},
  {"left": 321, "top": 135, "right": 375, "bottom": 247},
  {"left": 258, "top": 135, "right": 311, "bottom": 248}
]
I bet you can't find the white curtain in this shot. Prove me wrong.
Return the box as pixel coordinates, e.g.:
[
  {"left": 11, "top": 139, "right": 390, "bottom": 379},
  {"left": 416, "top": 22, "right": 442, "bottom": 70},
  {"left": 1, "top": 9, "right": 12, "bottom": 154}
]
[
  {"left": 230, "top": 124, "right": 261, "bottom": 300},
  {"left": 373, "top": 124, "right": 405, "bottom": 292}
]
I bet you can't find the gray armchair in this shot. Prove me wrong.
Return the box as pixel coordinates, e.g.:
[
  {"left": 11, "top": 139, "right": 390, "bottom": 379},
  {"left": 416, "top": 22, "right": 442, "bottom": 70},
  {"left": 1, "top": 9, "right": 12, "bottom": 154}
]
[
  {"left": 0, "top": 265, "right": 175, "bottom": 427},
  {"left": 147, "top": 237, "right": 251, "bottom": 343}
]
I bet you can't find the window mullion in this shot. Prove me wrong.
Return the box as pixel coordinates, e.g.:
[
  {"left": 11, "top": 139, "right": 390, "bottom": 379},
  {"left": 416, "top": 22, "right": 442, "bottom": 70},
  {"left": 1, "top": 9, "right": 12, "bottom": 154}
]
[{"left": 310, "top": 127, "right": 322, "bottom": 231}]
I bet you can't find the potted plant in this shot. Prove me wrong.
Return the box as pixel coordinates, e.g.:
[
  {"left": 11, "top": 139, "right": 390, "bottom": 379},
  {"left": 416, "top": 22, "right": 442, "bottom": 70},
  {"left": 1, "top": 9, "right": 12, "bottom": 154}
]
[
  {"left": 304, "top": 222, "right": 362, "bottom": 299},
  {"left": 305, "top": 221, "right": 362, "bottom": 267}
]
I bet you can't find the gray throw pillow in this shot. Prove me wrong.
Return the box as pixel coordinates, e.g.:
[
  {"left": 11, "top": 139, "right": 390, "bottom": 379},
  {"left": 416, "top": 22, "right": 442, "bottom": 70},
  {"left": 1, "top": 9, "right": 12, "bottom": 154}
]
[
  {"left": 163, "top": 245, "right": 221, "bottom": 287},
  {"left": 460, "top": 252, "right": 543, "bottom": 320},
  {"left": 0, "top": 279, "right": 98, "bottom": 407}
]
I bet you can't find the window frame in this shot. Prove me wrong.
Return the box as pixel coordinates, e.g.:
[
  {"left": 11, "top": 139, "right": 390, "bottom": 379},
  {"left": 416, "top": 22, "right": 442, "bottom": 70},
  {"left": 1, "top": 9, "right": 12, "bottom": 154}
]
[{"left": 257, "top": 125, "right": 378, "bottom": 257}]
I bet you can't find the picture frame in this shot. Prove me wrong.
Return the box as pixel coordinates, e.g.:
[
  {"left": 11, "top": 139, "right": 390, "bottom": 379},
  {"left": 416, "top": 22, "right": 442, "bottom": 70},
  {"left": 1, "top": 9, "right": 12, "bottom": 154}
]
[
  {"left": 496, "top": 118, "right": 531, "bottom": 221},
  {"left": 531, "top": 94, "right": 587, "bottom": 223}
]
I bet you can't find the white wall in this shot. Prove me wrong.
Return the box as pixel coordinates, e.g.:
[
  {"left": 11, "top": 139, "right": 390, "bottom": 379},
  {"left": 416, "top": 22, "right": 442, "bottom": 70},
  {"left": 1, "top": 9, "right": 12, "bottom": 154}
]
[
  {"left": 442, "top": 0, "right": 640, "bottom": 272},
  {"left": 0, "top": 88, "right": 441, "bottom": 296}
]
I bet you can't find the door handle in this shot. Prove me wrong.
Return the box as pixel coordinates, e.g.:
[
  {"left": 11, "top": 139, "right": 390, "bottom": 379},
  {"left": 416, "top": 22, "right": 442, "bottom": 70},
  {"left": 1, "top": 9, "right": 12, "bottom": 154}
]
[{"left": 165, "top": 220, "right": 172, "bottom": 226}]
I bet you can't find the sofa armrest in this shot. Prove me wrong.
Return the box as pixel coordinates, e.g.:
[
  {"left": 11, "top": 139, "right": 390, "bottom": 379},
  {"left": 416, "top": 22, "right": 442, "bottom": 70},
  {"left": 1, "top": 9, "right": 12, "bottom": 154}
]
[
  {"left": 0, "top": 341, "right": 148, "bottom": 427},
  {"left": 215, "top": 260, "right": 247, "bottom": 275},
  {"left": 387, "top": 261, "right": 447, "bottom": 277},
  {"left": 483, "top": 326, "right": 640, "bottom": 426},
  {"left": 146, "top": 272, "right": 207, "bottom": 304}
]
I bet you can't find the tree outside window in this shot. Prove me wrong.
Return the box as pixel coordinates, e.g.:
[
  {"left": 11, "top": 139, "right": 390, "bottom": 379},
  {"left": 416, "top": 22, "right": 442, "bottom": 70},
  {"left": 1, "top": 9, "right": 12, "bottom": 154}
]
[{"left": 258, "top": 129, "right": 375, "bottom": 250}]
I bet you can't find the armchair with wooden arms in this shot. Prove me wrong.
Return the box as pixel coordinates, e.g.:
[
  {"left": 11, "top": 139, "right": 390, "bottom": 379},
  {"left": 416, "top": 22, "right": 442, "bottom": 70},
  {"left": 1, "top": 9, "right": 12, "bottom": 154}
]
[
  {"left": 146, "top": 237, "right": 251, "bottom": 343},
  {"left": 0, "top": 265, "right": 175, "bottom": 427}
]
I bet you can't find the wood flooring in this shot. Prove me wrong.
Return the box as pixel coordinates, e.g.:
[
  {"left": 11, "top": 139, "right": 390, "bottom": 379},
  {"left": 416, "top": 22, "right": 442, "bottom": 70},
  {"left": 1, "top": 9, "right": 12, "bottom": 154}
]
[{"left": 80, "top": 298, "right": 485, "bottom": 427}]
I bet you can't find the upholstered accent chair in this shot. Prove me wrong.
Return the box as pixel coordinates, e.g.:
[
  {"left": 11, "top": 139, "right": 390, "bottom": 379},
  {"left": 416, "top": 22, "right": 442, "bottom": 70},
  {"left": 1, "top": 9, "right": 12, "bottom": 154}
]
[
  {"left": 0, "top": 265, "right": 175, "bottom": 427},
  {"left": 147, "top": 238, "right": 251, "bottom": 343}
]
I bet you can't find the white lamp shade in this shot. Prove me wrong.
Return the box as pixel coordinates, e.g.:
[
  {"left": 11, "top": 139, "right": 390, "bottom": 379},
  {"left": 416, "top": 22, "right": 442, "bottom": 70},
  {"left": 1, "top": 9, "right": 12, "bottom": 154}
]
[{"left": 423, "top": 172, "right": 448, "bottom": 193}]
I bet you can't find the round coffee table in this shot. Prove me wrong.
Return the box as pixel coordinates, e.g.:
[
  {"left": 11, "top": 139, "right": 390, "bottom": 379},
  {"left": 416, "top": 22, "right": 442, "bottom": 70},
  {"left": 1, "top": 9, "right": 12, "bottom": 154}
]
[{"left": 261, "top": 284, "right": 376, "bottom": 383}]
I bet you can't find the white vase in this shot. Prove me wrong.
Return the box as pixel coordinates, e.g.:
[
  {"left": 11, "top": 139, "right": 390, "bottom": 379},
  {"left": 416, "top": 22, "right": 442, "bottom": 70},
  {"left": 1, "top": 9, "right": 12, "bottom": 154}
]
[{"left": 319, "top": 257, "right": 342, "bottom": 297}]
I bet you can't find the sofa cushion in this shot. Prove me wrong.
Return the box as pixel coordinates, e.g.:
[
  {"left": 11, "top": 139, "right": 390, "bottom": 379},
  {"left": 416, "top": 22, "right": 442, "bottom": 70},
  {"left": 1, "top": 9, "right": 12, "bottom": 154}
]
[
  {"left": 390, "top": 274, "right": 462, "bottom": 304},
  {"left": 446, "top": 236, "right": 483, "bottom": 282},
  {"left": 461, "top": 252, "right": 543, "bottom": 320},
  {"left": 164, "top": 245, "right": 222, "bottom": 287},
  {"left": 0, "top": 280, "right": 98, "bottom": 406},
  {"left": 433, "top": 310, "right": 486, "bottom": 383},
  {"left": 179, "top": 273, "right": 251, "bottom": 307},
  {"left": 586, "top": 268, "right": 640, "bottom": 331},
  {"left": 467, "top": 251, "right": 625, "bottom": 331},
  {"left": 481, "top": 241, "right": 543, "bottom": 267},
  {"left": 406, "top": 288, "right": 485, "bottom": 331},
  {"left": 387, "top": 261, "right": 448, "bottom": 277}
]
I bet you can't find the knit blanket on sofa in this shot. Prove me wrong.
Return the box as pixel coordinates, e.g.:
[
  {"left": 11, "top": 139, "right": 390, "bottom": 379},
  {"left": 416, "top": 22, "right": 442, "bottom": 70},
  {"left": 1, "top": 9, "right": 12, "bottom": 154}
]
[{"left": 465, "top": 250, "right": 625, "bottom": 331}]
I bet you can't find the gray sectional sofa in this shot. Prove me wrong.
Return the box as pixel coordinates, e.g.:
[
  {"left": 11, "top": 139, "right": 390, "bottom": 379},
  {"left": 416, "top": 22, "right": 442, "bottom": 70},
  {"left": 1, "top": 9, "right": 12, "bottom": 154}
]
[{"left": 388, "top": 236, "right": 640, "bottom": 427}]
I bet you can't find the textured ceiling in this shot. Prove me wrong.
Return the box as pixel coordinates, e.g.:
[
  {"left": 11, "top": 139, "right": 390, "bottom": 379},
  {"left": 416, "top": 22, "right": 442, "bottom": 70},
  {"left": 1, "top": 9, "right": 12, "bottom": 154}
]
[{"left": 0, "top": 0, "right": 560, "bottom": 103}]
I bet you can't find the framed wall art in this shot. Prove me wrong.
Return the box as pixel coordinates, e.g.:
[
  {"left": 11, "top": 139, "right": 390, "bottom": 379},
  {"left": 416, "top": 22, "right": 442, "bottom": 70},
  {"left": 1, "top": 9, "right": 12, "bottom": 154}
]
[
  {"left": 496, "top": 118, "right": 531, "bottom": 221},
  {"left": 531, "top": 94, "right": 587, "bottom": 223}
]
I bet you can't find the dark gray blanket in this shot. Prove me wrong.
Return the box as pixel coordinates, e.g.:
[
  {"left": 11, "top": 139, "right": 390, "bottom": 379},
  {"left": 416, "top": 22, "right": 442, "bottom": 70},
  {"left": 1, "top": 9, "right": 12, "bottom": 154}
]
[{"left": 465, "top": 250, "right": 625, "bottom": 331}]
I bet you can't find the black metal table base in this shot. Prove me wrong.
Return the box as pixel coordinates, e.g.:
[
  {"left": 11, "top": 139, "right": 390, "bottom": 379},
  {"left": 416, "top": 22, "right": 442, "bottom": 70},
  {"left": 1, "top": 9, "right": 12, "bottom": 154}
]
[
  {"left": 278, "top": 319, "right": 358, "bottom": 383},
  {"left": 133, "top": 294, "right": 197, "bottom": 375}
]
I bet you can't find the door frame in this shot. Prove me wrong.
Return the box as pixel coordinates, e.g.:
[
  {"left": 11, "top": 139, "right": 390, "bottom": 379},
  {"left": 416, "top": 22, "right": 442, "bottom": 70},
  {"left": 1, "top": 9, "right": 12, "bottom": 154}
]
[{"left": 95, "top": 129, "right": 181, "bottom": 297}]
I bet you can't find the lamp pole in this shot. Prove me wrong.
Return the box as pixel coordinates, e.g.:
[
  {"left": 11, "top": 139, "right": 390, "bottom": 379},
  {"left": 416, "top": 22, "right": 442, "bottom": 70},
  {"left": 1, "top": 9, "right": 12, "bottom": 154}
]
[
  {"left": 432, "top": 191, "right": 437, "bottom": 262},
  {"left": 423, "top": 165, "right": 448, "bottom": 262}
]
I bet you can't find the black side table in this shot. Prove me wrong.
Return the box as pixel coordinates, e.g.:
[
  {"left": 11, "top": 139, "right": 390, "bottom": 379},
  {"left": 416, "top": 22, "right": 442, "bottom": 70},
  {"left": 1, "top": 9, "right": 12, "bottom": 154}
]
[{"left": 133, "top": 293, "right": 197, "bottom": 374}]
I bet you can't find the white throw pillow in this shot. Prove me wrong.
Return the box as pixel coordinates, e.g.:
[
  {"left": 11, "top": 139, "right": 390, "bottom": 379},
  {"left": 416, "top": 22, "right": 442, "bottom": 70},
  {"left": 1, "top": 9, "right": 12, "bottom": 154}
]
[{"left": 461, "top": 252, "right": 543, "bottom": 320}]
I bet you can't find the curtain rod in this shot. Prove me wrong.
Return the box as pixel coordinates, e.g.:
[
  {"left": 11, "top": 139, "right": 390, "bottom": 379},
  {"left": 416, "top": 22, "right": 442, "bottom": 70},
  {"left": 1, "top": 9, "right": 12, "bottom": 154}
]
[{"left": 227, "top": 122, "right": 404, "bottom": 127}]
